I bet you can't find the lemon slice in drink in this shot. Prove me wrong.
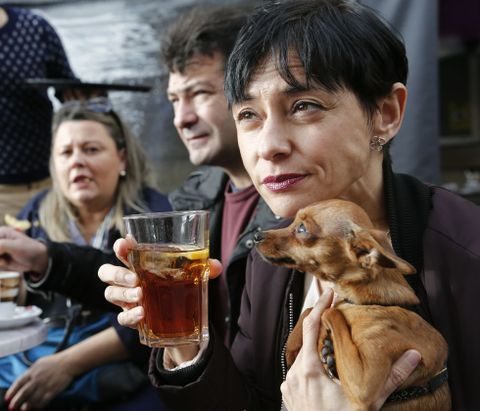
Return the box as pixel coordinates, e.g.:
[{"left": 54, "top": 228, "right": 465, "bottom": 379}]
[
  {"left": 159, "top": 247, "right": 209, "bottom": 261},
  {"left": 183, "top": 248, "right": 209, "bottom": 260}
]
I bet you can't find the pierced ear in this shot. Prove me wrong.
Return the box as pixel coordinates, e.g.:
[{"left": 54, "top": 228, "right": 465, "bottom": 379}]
[
  {"left": 372, "top": 82, "right": 407, "bottom": 141},
  {"left": 350, "top": 230, "right": 416, "bottom": 275}
]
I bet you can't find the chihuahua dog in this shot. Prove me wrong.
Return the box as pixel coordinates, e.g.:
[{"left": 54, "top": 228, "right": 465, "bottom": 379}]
[{"left": 256, "top": 199, "right": 450, "bottom": 411}]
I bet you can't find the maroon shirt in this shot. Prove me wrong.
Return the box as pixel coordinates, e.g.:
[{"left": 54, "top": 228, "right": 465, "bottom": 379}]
[
  {"left": 221, "top": 182, "right": 259, "bottom": 267},
  {"left": 216, "top": 182, "right": 259, "bottom": 344}
]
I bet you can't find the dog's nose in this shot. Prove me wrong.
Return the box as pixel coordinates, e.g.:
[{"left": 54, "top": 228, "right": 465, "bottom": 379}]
[{"left": 253, "top": 231, "right": 265, "bottom": 244}]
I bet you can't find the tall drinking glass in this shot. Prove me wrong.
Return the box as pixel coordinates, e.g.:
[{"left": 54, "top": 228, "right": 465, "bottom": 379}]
[{"left": 123, "top": 211, "right": 209, "bottom": 347}]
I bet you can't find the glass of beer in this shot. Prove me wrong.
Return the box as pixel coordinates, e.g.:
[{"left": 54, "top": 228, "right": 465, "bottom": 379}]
[{"left": 123, "top": 211, "right": 209, "bottom": 347}]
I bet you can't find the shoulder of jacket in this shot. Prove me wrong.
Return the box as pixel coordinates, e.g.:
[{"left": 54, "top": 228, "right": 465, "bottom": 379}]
[
  {"left": 141, "top": 186, "right": 171, "bottom": 212},
  {"left": 428, "top": 185, "right": 480, "bottom": 251},
  {"left": 17, "top": 189, "right": 49, "bottom": 218},
  {"left": 183, "top": 166, "right": 226, "bottom": 186},
  {"left": 169, "top": 166, "right": 228, "bottom": 210}
]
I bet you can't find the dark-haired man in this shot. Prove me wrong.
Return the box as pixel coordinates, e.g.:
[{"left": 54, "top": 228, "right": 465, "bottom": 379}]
[{"left": 161, "top": 5, "right": 279, "bottom": 343}]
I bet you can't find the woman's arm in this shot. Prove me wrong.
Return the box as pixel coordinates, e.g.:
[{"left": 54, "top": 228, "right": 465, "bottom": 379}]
[
  {"left": 5, "top": 327, "right": 130, "bottom": 410},
  {"left": 0, "top": 226, "right": 119, "bottom": 311}
]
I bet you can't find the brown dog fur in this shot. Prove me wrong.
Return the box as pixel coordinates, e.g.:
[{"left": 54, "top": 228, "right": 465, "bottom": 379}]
[{"left": 256, "top": 199, "right": 450, "bottom": 411}]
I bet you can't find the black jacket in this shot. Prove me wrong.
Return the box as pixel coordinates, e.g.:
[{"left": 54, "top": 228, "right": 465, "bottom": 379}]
[{"left": 149, "top": 170, "right": 480, "bottom": 411}]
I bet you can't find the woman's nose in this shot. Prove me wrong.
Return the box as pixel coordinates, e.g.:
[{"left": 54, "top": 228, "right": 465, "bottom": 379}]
[
  {"left": 70, "top": 149, "right": 86, "bottom": 166},
  {"left": 257, "top": 120, "right": 292, "bottom": 161}
]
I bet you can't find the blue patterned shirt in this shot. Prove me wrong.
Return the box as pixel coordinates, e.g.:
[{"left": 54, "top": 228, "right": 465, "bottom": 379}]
[{"left": 0, "top": 6, "right": 75, "bottom": 184}]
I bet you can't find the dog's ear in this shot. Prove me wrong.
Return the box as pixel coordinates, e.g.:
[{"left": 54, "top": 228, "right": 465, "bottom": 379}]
[{"left": 350, "top": 229, "right": 416, "bottom": 275}]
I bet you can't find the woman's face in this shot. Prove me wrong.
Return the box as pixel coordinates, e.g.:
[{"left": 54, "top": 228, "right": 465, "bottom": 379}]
[
  {"left": 53, "top": 120, "right": 126, "bottom": 212},
  {"left": 232, "top": 57, "right": 385, "bottom": 218}
]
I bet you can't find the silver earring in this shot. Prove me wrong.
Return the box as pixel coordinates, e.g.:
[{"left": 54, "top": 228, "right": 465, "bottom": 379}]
[
  {"left": 119, "top": 170, "right": 127, "bottom": 177},
  {"left": 369, "top": 136, "right": 386, "bottom": 152}
]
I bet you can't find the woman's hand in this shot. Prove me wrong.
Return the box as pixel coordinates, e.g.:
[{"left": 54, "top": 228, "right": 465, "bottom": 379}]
[
  {"left": 281, "top": 289, "right": 352, "bottom": 411},
  {"left": 280, "top": 289, "right": 421, "bottom": 411},
  {"left": 4, "top": 354, "right": 76, "bottom": 410},
  {"left": 99, "top": 236, "right": 222, "bottom": 329}
]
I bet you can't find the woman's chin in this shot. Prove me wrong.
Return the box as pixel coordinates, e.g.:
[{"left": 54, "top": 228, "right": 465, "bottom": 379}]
[{"left": 67, "top": 193, "right": 99, "bottom": 210}]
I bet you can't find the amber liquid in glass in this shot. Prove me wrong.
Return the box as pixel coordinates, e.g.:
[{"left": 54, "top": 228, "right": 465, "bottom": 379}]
[{"left": 128, "top": 245, "right": 209, "bottom": 341}]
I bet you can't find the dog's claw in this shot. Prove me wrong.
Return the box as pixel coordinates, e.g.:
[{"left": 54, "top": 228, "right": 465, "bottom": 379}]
[
  {"left": 326, "top": 367, "right": 336, "bottom": 380},
  {"left": 321, "top": 336, "right": 338, "bottom": 380},
  {"left": 326, "top": 354, "right": 335, "bottom": 368}
]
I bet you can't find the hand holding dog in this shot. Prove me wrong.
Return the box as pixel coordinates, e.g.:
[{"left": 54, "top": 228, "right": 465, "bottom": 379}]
[{"left": 281, "top": 289, "right": 422, "bottom": 411}]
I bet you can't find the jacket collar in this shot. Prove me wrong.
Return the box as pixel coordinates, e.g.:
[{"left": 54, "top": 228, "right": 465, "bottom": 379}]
[
  {"left": 382, "top": 158, "right": 432, "bottom": 274},
  {"left": 169, "top": 166, "right": 229, "bottom": 211},
  {"left": 383, "top": 159, "right": 433, "bottom": 321}
]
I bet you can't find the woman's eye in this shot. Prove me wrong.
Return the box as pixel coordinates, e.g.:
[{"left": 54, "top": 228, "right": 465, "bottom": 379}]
[
  {"left": 293, "top": 101, "right": 319, "bottom": 113},
  {"left": 237, "top": 110, "right": 255, "bottom": 121},
  {"left": 85, "top": 147, "right": 100, "bottom": 154},
  {"left": 296, "top": 223, "right": 308, "bottom": 234}
]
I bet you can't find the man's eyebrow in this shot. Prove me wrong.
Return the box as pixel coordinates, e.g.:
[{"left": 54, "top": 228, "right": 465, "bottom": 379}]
[{"left": 167, "top": 81, "right": 214, "bottom": 95}]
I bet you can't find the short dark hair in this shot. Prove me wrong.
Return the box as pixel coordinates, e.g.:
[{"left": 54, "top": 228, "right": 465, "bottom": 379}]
[
  {"left": 161, "top": 4, "right": 250, "bottom": 73},
  {"left": 225, "top": 0, "right": 408, "bottom": 120}
]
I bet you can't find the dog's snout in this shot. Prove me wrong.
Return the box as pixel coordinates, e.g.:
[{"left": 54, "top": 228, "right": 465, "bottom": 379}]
[{"left": 253, "top": 231, "right": 265, "bottom": 244}]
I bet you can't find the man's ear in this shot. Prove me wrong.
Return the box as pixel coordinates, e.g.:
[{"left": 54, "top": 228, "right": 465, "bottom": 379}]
[
  {"left": 372, "top": 82, "right": 408, "bottom": 142},
  {"left": 350, "top": 229, "right": 416, "bottom": 275}
]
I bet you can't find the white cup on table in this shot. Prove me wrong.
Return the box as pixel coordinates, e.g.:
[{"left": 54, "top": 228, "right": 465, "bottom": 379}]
[{"left": 0, "top": 271, "right": 21, "bottom": 318}]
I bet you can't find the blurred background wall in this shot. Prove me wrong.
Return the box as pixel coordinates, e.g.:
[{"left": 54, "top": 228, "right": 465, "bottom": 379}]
[{"left": 3, "top": 0, "right": 446, "bottom": 192}]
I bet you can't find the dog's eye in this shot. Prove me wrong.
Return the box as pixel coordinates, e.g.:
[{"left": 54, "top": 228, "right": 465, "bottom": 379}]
[{"left": 296, "top": 223, "right": 308, "bottom": 235}]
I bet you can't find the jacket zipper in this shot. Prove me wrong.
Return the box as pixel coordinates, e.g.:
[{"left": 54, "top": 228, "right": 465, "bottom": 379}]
[{"left": 280, "top": 292, "right": 295, "bottom": 410}]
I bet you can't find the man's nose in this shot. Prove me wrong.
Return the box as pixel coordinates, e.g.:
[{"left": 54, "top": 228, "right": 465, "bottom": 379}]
[{"left": 173, "top": 100, "right": 198, "bottom": 130}]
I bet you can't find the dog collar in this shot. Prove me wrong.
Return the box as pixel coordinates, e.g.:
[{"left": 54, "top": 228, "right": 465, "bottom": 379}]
[{"left": 386, "top": 367, "right": 448, "bottom": 403}]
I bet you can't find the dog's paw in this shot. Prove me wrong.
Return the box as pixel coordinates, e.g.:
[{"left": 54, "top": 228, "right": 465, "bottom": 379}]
[{"left": 320, "top": 336, "right": 338, "bottom": 380}]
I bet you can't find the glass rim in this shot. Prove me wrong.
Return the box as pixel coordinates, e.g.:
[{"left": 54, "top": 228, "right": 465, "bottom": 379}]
[{"left": 123, "top": 210, "right": 209, "bottom": 221}]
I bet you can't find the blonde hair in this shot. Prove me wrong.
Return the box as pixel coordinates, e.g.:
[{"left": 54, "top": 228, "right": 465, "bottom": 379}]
[{"left": 39, "top": 103, "right": 156, "bottom": 242}]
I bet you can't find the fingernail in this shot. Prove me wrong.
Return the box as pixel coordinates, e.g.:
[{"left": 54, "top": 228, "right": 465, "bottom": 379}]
[
  {"left": 405, "top": 350, "right": 421, "bottom": 367},
  {"left": 125, "top": 273, "right": 137, "bottom": 285}
]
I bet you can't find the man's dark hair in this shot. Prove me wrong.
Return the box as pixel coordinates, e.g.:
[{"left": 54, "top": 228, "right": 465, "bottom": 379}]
[
  {"left": 225, "top": 0, "right": 408, "bottom": 120},
  {"left": 161, "top": 4, "right": 250, "bottom": 73}
]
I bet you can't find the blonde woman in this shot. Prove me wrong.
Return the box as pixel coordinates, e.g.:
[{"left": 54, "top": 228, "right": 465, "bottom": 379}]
[{"left": 0, "top": 98, "right": 170, "bottom": 411}]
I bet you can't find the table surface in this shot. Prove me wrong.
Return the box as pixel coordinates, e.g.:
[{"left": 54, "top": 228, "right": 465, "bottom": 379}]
[{"left": 0, "top": 319, "right": 48, "bottom": 357}]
